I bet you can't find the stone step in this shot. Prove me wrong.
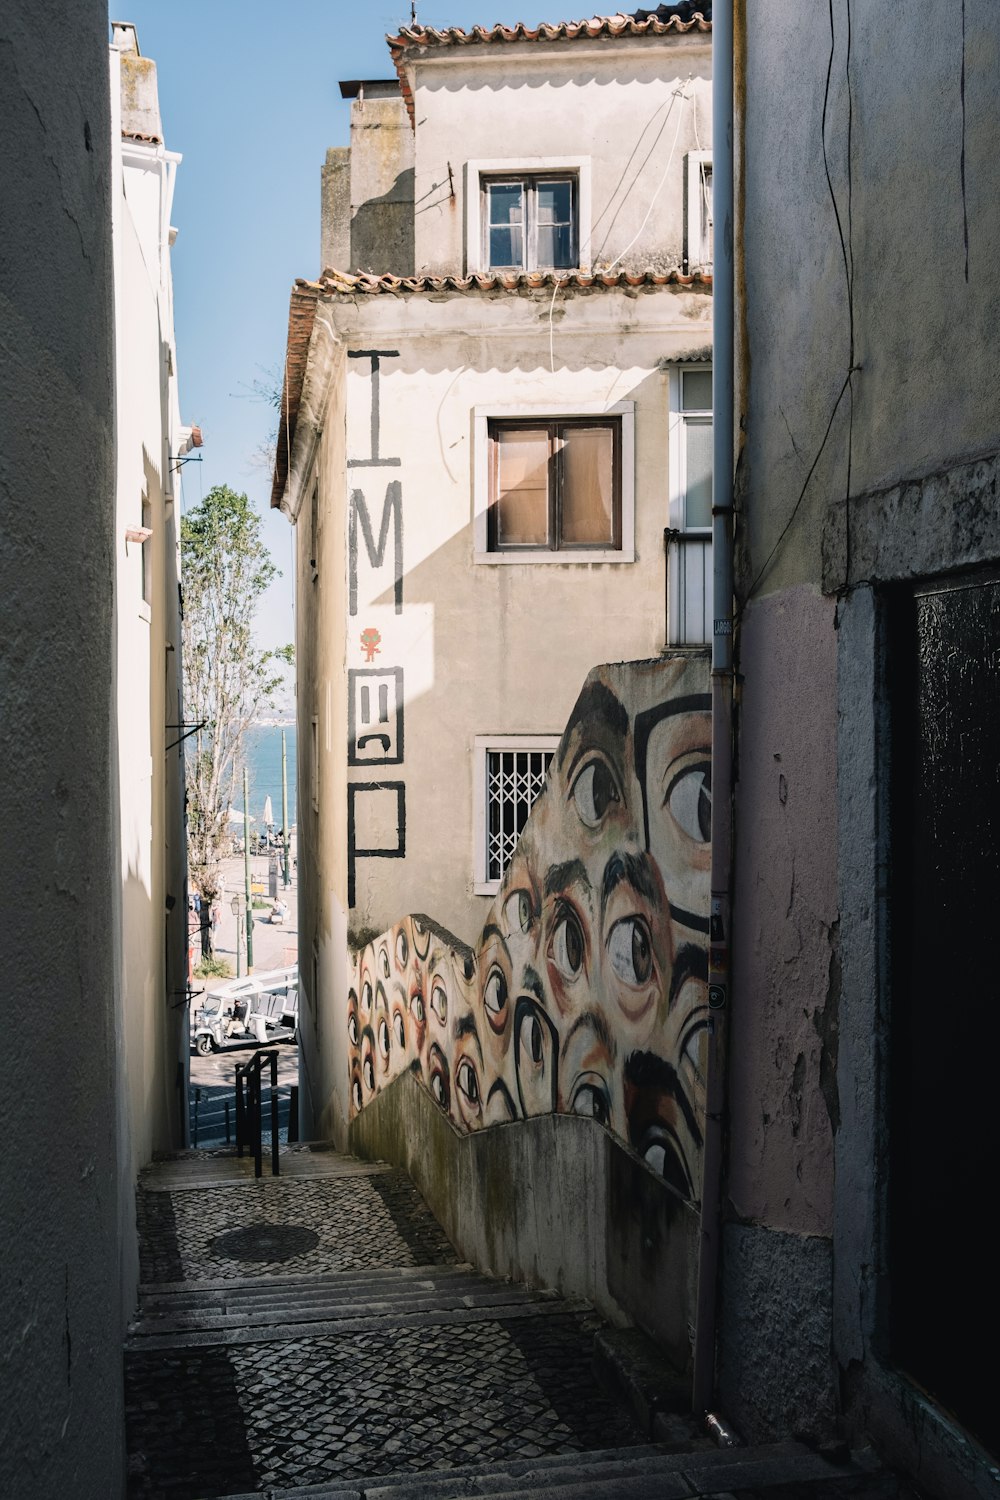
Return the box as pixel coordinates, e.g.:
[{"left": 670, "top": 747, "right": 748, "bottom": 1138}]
[
  {"left": 213, "top": 1440, "right": 891, "bottom": 1500},
  {"left": 130, "top": 1282, "right": 561, "bottom": 1338},
  {"left": 126, "top": 1290, "right": 594, "bottom": 1350},
  {"left": 137, "top": 1260, "right": 491, "bottom": 1306}
]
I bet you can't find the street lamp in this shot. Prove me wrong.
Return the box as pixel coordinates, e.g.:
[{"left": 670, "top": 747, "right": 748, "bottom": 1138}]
[{"left": 231, "top": 893, "right": 243, "bottom": 978}]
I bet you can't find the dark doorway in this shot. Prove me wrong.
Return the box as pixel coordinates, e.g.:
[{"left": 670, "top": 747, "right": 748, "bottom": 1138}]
[{"left": 890, "top": 571, "right": 1000, "bottom": 1457}]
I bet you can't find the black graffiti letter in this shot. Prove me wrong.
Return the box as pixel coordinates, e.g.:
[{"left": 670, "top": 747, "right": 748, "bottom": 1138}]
[{"left": 349, "top": 482, "right": 402, "bottom": 616}]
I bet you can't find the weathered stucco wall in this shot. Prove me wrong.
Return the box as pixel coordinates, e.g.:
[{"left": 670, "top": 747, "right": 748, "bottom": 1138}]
[
  {"left": 0, "top": 4, "right": 126, "bottom": 1494},
  {"left": 329, "top": 286, "right": 711, "bottom": 942},
  {"left": 409, "top": 37, "right": 711, "bottom": 276},
  {"left": 731, "top": 0, "right": 1000, "bottom": 1475}
]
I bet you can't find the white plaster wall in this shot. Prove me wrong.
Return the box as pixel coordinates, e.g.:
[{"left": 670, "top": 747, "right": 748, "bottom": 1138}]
[
  {"left": 332, "top": 286, "right": 711, "bottom": 943},
  {"left": 0, "top": 4, "right": 125, "bottom": 1492},
  {"left": 410, "top": 38, "right": 711, "bottom": 275}
]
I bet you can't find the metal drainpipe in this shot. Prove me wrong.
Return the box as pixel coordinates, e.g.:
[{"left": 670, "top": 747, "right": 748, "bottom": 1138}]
[{"left": 692, "top": 0, "right": 735, "bottom": 1417}]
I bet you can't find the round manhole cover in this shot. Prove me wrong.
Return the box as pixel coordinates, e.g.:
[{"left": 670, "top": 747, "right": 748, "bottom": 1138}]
[{"left": 213, "top": 1222, "right": 320, "bottom": 1263}]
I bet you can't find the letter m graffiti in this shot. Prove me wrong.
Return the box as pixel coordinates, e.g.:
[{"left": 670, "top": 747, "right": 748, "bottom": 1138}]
[{"left": 349, "top": 482, "right": 402, "bottom": 616}]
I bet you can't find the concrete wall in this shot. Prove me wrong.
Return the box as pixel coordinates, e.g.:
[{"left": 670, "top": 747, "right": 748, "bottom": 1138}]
[
  {"left": 349, "top": 1068, "right": 700, "bottom": 1371},
  {"left": 408, "top": 37, "right": 711, "bottom": 276},
  {"left": 0, "top": 4, "right": 126, "bottom": 1494},
  {"left": 111, "top": 35, "right": 189, "bottom": 1297},
  {"left": 730, "top": 0, "right": 1000, "bottom": 1482}
]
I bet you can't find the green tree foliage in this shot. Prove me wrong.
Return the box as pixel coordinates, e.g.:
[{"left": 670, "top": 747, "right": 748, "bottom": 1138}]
[{"left": 182, "top": 485, "right": 292, "bottom": 940}]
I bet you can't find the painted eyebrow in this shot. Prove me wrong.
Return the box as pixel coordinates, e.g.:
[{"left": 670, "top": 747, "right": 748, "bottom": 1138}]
[
  {"left": 556, "top": 681, "right": 629, "bottom": 771},
  {"left": 454, "top": 1011, "right": 479, "bottom": 1041},
  {"left": 563, "top": 1006, "right": 617, "bottom": 1061},
  {"left": 669, "top": 942, "right": 708, "bottom": 1007},
  {"left": 601, "top": 850, "right": 659, "bottom": 916},
  {"left": 544, "top": 859, "right": 592, "bottom": 899},
  {"left": 520, "top": 965, "right": 546, "bottom": 1004},
  {"left": 479, "top": 923, "right": 512, "bottom": 969},
  {"left": 623, "top": 1049, "right": 703, "bottom": 1145}
]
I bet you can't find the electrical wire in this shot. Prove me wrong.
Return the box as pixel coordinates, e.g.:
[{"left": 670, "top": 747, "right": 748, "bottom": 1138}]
[{"left": 605, "top": 83, "right": 692, "bottom": 273}]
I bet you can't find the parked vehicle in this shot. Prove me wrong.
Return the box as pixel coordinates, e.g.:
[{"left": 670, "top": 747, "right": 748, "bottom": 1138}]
[{"left": 192, "top": 966, "right": 298, "bottom": 1055}]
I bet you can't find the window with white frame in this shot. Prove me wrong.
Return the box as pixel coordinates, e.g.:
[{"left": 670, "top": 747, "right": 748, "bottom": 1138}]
[
  {"left": 473, "top": 402, "right": 635, "bottom": 563},
  {"left": 474, "top": 736, "right": 559, "bottom": 893},
  {"left": 685, "top": 151, "right": 713, "bottom": 272},
  {"left": 666, "top": 365, "right": 713, "bottom": 645},
  {"left": 466, "top": 158, "right": 592, "bottom": 275},
  {"left": 482, "top": 175, "right": 577, "bottom": 272}
]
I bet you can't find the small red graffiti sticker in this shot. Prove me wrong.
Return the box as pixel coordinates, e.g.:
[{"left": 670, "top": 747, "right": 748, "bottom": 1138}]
[{"left": 360, "top": 626, "right": 382, "bottom": 663}]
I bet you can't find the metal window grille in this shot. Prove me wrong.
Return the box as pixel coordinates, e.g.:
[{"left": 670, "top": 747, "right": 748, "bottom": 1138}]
[{"left": 486, "top": 748, "right": 554, "bottom": 882}]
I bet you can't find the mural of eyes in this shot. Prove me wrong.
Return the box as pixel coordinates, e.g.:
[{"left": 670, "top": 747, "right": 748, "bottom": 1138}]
[
  {"left": 377, "top": 1014, "right": 390, "bottom": 1062},
  {"left": 430, "top": 979, "right": 448, "bottom": 1027},
  {"left": 347, "top": 1012, "right": 359, "bottom": 1046},
  {"left": 503, "top": 889, "right": 532, "bottom": 936},
  {"left": 428, "top": 1044, "right": 450, "bottom": 1110},
  {"left": 361, "top": 980, "right": 372, "bottom": 1015},
  {"left": 608, "top": 916, "right": 654, "bottom": 986},
  {"left": 483, "top": 965, "right": 508, "bottom": 1034},
  {"left": 378, "top": 946, "right": 390, "bottom": 979},
  {"left": 550, "top": 902, "right": 585, "bottom": 981},
  {"left": 514, "top": 997, "right": 559, "bottom": 1116},
  {"left": 570, "top": 1074, "right": 611, "bottom": 1126},
  {"left": 393, "top": 1008, "right": 406, "bottom": 1050},
  {"left": 570, "top": 755, "right": 621, "bottom": 828},
  {"left": 665, "top": 757, "right": 712, "bottom": 843},
  {"left": 395, "top": 928, "right": 409, "bottom": 969}
]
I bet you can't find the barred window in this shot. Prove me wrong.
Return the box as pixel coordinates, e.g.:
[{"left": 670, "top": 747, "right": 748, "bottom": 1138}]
[{"left": 475, "top": 737, "right": 560, "bottom": 894}]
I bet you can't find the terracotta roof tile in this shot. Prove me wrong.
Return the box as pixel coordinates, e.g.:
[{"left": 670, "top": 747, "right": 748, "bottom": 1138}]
[
  {"left": 270, "top": 283, "right": 320, "bottom": 511},
  {"left": 300, "top": 266, "right": 712, "bottom": 297},
  {"left": 387, "top": 8, "right": 711, "bottom": 123}
]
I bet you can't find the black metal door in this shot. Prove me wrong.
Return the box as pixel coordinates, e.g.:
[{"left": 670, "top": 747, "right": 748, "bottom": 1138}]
[{"left": 890, "top": 572, "right": 1000, "bottom": 1457}]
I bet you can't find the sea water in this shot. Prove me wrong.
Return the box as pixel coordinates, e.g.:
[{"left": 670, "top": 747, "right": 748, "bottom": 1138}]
[{"left": 242, "top": 724, "right": 297, "bottom": 830}]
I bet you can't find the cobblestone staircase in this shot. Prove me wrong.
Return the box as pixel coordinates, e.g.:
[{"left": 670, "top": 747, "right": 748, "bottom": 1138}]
[{"left": 125, "top": 1145, "right": 912, "bottom": 1499}]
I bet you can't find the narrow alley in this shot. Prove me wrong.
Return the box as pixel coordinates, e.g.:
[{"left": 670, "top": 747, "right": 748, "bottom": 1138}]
[{"left": 125, "top": 1141, "right": 909, "bottom": 1500}]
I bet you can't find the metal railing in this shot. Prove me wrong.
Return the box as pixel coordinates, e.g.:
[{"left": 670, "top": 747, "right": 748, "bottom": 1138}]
[{"left": 235, "top": 1049, "right": 280, "bottom": 1177}]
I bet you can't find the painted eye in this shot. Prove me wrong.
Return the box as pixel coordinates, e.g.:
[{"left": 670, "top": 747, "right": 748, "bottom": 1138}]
[
  {"left": 363, "top": 1053, "right": 374, "bottom": 1091},
  {"left": 352, "top": 1079, "right": 362, "bottom": 1112},
  {"left": 571, "top": 758, "right": 621, "bottom": 828},
  {"left": 393, "top": 1010, "right": 405, "bottom": 1049},
  {"left": 377, "top": 1016, "right": 390, "bottom": 1059},
  {"left": 430, "top": 980, "right": 448, "bottom": 1026},
  {"left": 456, "top": 1057, "right": 480, "bottom": 1107},
  {"left": 395, "top": 930, "right": 408, "bottom": 969},
  {"left": 640, "top": 1127, "right": 694, "bottom": 1200},
  {"left": 521, "top": 1011, "right": 545, "bottom": 1066},
  {"left": 483, "top": 966, "right": 508, "bottom": 1029},
  {"left": 551, "top": 905, "right": 585, "bottom": 979},
  {"left": 504, "top": 889, "right": 532, "bottom": 936},
  {"left": 379, "top": 947, "right": 390, "bottom": 978},
  {"left": 570, "top": 1078, "right": 611, "bottom": 1126},
  {"left": 361, "top": 981, "right": 372, "bottom": 1014},
  {"left": 347, "top": 1013, "right": 359, "bottom": 1046},
  {"left": 608, "top": 917, "right": 653, "bottom": 985},
  {"left": 428, "top": 1045, "right": 450, "bottom": 1109},
  {"left": 666, "top": 760, "right": 711, "bottom": 842},
  {"left": 410, "top": 992, "right": 425, "bottom": 1025}
]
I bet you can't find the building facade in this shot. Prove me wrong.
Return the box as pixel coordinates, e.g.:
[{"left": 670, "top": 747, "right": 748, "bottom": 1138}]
[
  {"left": 726, "top": 4, "right": 999, "bottom": 1494},
  {"left": 275, "top": 10, "right": 714, "bottom": 1363}
]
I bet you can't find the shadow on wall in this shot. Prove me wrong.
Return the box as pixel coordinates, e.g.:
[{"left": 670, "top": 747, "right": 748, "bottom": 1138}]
[{"left": 348, "top": 655, "right": 711, "bottom": 1205}]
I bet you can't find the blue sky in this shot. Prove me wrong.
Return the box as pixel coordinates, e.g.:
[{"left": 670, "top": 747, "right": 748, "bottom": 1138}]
[{"left": 118, "top": 1, "right": 539, "bottom": 682}]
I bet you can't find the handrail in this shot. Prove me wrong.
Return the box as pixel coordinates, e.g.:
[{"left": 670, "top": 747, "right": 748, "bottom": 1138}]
[{"left": 234, "top": 1049, "right": 280, "bottom": 1177}]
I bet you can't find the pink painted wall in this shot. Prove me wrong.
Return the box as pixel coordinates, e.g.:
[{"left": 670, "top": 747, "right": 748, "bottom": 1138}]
[{"left": 727, "top": 584, "right": 839, "bottom": 1235}]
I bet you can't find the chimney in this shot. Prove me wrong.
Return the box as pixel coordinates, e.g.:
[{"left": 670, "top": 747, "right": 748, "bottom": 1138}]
[{"left": 112, "top": 22, "right": 163, "bottom": 143}]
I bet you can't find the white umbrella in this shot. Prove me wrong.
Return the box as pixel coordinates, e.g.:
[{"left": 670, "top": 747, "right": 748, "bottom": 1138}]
[{"left": 262, "top": 795, "right": 274, "bottom": 827}]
